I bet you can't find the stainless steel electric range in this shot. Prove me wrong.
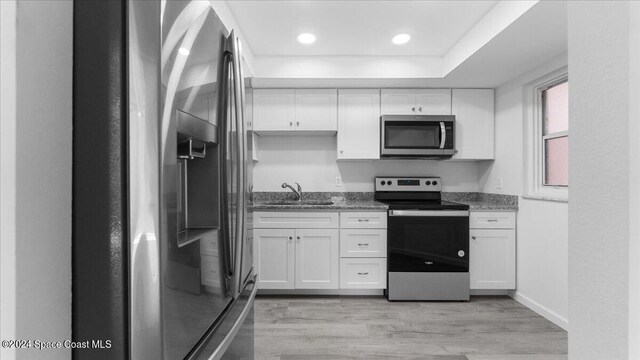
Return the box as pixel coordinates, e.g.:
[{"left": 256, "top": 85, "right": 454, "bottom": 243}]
[{"left": 374, "top": 177, "right": 470, "bottom": 301}]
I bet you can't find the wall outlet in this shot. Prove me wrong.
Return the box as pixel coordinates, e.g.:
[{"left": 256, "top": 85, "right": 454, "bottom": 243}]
[
  {"left": 496, "top": 177, "right": 503, "bottom": 190},
  {"left": 335, "top": 176, "right": 342, "bottom": 187}
]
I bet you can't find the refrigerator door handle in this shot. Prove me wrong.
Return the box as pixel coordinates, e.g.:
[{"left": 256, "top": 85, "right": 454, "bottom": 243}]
[
  {"left": 230, "top": 31, "right": 246, "bottom": 296},
  {"left": 219, "top": 50, "right": 234, "bottom": 293},
  {"left": 208, "top": 274, "right": 257, "bottom": 360}
]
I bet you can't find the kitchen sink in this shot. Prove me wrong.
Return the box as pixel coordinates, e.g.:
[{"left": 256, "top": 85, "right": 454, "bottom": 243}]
[{"left": 262, "top": 200, "right": 334, "bottom": 206}]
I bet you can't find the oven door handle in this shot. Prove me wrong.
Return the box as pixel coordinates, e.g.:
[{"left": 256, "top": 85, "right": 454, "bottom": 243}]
[
  {"left": 389, "top": 210, "right": 469, "bottom": 217},
  {"left": 439, "top": 121, "right": 446, "bottom": 149}
]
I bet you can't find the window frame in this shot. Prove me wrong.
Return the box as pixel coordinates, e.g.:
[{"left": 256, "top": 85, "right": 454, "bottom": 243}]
[{"left": 523, "top": 67, "right": 569, "bottom": 202}]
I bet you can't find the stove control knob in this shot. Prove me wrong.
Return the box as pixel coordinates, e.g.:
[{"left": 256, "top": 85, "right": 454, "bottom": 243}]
[
  {"left": 387, "top": 181, "right": 392, "bottom": 185},
  {"left": 380, "top": 180, "right": 385, "bottom": 185},
  {"left": 432, "top": 180, "right": 438, "bottom": 185},
  {"left": 425, "top": 181, "right": 431, "bottom": 185}
]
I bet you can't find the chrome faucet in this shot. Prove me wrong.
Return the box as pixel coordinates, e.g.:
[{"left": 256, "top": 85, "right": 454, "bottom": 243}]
[{"left": 281, "top": 182, "right": 302, "bottom": 201}]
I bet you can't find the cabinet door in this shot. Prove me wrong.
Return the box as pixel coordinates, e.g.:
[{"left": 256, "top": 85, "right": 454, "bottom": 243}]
[
  {"left": 255, "top": 229, "right": 295, "bottom": 289},
  {"left": 253, "top": 89, "right": 295, "bottom": 132},
  {"left": 470, "top": 229, "right": 515, "bottom": 290},
  {"left": 295, "top": 89, "right": 337, "bottom": 131},
  {"left": 452, "top": 89, "right": 494, "bottom": 160},
  {"left": 295, "top": 229, "right": 339, "bottom": 289},
  {"left": 415, "top": 89, "right": 451, "bottom": 115},
  {"left": 381, "top": 89, "right": 416, "bottom": 115},
  {"left": 337, "top": 89, "right": 380, "bottom": 159}
]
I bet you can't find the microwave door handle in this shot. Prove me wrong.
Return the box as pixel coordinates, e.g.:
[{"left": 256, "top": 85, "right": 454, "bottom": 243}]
[{"left": 439, "top": 122, "right": 446, "bottom": 149}]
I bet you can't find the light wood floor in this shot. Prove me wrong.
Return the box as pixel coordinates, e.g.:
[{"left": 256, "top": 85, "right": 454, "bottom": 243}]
[{"left": 255, "top": 296, "right": 567, "bottom": 360}]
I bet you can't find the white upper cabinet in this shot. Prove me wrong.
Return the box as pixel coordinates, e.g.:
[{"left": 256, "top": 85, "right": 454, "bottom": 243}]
[
  {"left": 337, "top": 89, "right": 381, "bottom": 160},
  {"left": 381, "top": 89, "right": 451, "bottom": 115},
  {"left": 381, "top": 89, "right": 416, "bottom": 115},
  {"left": 253, "top": 89, "right": 337, "bottom": 134},
  {"left": 295, "top": 89, "right": 337, "bottom": 131},
  {"left": 415, "top": 89, "right": 452, "bottom": 115},
  {"left": 451, "top": 89, "right": 495, "bottom": 160},
  {"left": 253, "top": 89, "right": 295, "bottom": 132}
]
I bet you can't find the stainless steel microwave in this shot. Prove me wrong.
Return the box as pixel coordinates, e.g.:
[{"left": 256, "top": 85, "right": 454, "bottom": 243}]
[{"left": 380, "top": 115, "right": 456, "bottom": 158}]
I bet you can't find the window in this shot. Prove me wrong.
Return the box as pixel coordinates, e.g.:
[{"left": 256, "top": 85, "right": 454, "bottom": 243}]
[
  {"left": 542, "top": 81, "right": 569, "bottom": 187},
  {"left": 524, "top": 67, "right": 569, "bottom": 201}
]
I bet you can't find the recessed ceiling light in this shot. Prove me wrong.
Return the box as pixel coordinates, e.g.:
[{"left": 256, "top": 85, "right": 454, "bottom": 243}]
[
  {"left": 178, "top": 47, "right": 190, "bottom": 56},
  {"left": 392, "top": 33, "right": 411, "bottom": 45},
  {"left": 297, "top": 33, "right": 316, "bottom": 45}
]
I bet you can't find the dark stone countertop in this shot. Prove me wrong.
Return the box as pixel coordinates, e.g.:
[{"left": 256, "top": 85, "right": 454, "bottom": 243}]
[
  {"left": 442, "top": 192, "right": 519, "bottom": 211},
  {"left": 250, "top": 199, "right": 388, "bottom": 211},
  {"left": 250, "top": 192, "right": 387, "bottom": 211},
  {"left": 249, "top": 191, "right": 516, "bottom": 211}
]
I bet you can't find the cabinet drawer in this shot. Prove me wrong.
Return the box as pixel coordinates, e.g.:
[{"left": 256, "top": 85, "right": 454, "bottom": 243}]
[
  {"left": 470, "top": 211, "right": 515, "bottom": 229},
  {"left": 254, "top": 211, "right": 339, "bottom": 229},
  {"left": 340, "top": 229, "right": 387, "bottom": 257},
  {"left": 340, "top": 212, "right": 387, "bottom": 229},
  {"left": 340, "top": 258, "right": 387, "bottom": 289}
]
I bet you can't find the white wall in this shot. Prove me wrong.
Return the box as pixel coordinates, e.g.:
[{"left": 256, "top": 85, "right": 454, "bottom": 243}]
[
  {"left": 478, "top": 54, "right": 569, "bottom": 329},
  {"left": 0, "top": 2, "right": 72, "bottom": 359},
  {"left": 568, "top": 2, "right": 637, "bottom": 359},
  {"left": 628, "top": 3, "right": 640, "bottom": 359},
  {"left": 1, "top": 2, "right": 18, "bottom": 359},
  {"left": 254, "top": 136, "right": 479, "bottom": 192}
]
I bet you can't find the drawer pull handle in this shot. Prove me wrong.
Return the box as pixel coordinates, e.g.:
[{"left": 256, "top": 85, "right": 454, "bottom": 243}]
[
  {"left": 487, "top": 219, "right": 499, "bottom": 222},
  {"left": 357, "top": 243, "right": 369, "bottom": 247},
  {"left": 357, "top": 272, "right": 369, "bottom": 276},
  {"left": 357, "top": 219, "right": 370, "bottom": 222}
]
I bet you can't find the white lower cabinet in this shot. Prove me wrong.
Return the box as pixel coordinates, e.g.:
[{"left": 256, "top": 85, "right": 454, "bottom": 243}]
[
  {"left": 469, "top": 211, "right": 516, "bottom": 290},
  {"left": 295, "top": 229, "right": 339, "bottom": 289},
  {"left": 255, "top": 228, "right": 295, "bottom": 289},
  {"left": 340, "top": 258, "right": 386, "bottom": 289},
  {"left": 254, "top": 210, "right": 388, "bottom": 291},
  {"left": 339, "top": 229, "right": 386, "bottom": 257}
]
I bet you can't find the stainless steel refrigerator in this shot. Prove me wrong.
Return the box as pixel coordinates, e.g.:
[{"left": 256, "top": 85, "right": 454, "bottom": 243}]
[{"left": 72, "top": 1, "right": 255, "bottom": 359}]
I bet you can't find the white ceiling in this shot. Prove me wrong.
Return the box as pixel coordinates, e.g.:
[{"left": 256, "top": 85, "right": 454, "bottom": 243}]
[{"left": 226, "top": 0, "right": 498, "bottom": 56}]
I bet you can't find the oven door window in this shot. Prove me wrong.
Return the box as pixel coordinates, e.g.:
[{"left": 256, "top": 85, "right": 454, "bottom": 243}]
[
  {"left": 384, "top": 122, "right": 441, "bottom": 149},
  {"left": 388, "top": 214, "right": 469, "bottom": 272}
]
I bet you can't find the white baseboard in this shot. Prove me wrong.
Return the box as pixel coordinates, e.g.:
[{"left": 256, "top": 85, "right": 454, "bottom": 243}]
[
  {"left": 511, "top": 291, "right": 568, "bottom": 330},
  {"left": 470, "top": 289, "right": 510, "bottom": 296},
  {"left": 258, "top": 289, "right": 384, "bottom": 296}
]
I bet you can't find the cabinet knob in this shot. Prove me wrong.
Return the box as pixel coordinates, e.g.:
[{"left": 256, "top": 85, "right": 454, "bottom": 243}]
[
  {"left": 289, "top": 236, "right": 292, "bottom": 240},
  {"left": 472, "top": 236, "right": 477, "bottom": 240},
  {"left": 290, "top": 121, "right": 293, "bottom": 127},
  {"left": 296, "top": 121, "right": 300, "bottom": 126},
  {"left": 418, "top": 107, "right": 422, "bottom": 112},
  {"left": 340, "top": 150, "right": 343, "bottom": 154},
  {"left": 411, "top": 107, "right": 416, "bottom": 111},
  {"left": 296, "top": 236, "right": 301, "bottom": 240}
]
